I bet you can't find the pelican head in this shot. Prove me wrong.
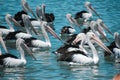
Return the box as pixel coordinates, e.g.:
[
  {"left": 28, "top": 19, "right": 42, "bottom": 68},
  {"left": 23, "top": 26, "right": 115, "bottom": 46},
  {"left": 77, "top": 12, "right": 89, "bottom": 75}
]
[
  {"left": 89, "top": 20, "right": 109, "bottom": 42},
  {"left": 66, "top": 13, "right": 79, "bottom": 26},
  {"left": 66, "top": 13, "right": 74, "bottom": 24},
  {"left": 22, "top": 14, "right": 39, "bottom": 35},
  {"left": 41, "top": 3, "right": 46, "bottom": 21},
  {"left": 72, "top": 33, "right": 86, "bottom": 45},
  {"left": 86, "top": 32, "right": 112, "bottom": 54},
  {"left": 114, "top": 32, "right": 120, "bottom": 48},
  {"left": 21, "top": 0, "right": 37, "bottom": 18},
  {"left": 84, "top": 1, "right": 100, "bottom": 18},
  {"left": 84, "top": 1, "right": 91, "bottom": 7},
  {"left": 41, "top": 21, "right": 62, "bottom": 41},
  {"left": 36, "top": 6, "right": 42, "bottom": 20},
  {"left": 16, "top": 38, "right": 36, "bottom": 60},
  {"left": 96, "top": 19, "right": 113, "bottom": 35},
  {"left": 5, "top": 14, "right": 22, "bottom": 28}
]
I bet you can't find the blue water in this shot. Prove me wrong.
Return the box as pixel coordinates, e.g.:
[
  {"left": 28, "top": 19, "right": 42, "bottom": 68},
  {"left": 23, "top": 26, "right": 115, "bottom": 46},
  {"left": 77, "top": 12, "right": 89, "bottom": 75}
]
[{"left": 0, "top": 0, "right": 120, "bottom": 80}]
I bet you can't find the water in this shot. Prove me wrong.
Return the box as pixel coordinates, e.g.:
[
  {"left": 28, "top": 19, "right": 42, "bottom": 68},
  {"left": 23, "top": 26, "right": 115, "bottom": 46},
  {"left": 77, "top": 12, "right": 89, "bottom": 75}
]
[{"left": 0, "top": 0, "right": 120, "bottom": 80}]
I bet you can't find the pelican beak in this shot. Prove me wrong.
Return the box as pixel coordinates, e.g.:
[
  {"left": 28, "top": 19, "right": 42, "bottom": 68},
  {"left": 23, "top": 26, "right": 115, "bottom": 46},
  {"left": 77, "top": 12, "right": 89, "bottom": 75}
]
[
  {"left": 11, "top": 17, "right": 23, "bottom": 27},
  {"left": 95, "top": 24, "right": 110, "bottom": 42},
  {"left": 36, "top": 6, "right": 42, "bottom": 20},
  {"left": 45, "top": 24, "right": 63, "bottom": 41},
  {"left": 88, "top": 4, "right": 101, "bottom": 19},
  {"left": 114, "top": 32, "right": 120, "bottom": 48},
  {"left": 21, "top": 0, "right": 37, "bottom": 18},
  {"left": 66, "top": 14, "right": 79, "bottom": 26},
  {"left": 5, "top": 14, "right": 22, "bottom": 27},
  {"left": 22, "top": 14, "right": 38, "bottom": 35},
  {"left": 0, "top": 35, "right": 8, "bottom": 53},
  {"left": 22, "top": 43, "right": 36, "bottom": 60},
  {"left": 98, "top": 20, "right": 113, "bottom": 35},
  {"left": 41, "top": 4, "right": 46, "bottom": 21},
  {"left": 91, "top": 35, "right": 112, "bottom": 54}
]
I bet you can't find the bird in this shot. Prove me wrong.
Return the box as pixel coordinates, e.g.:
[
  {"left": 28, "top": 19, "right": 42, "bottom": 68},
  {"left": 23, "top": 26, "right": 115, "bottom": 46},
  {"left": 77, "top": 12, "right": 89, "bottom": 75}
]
[
  {"left": 57, "top": 32, "right": 112, "bottom": 65},
  {"left": 13, "top": 10, "right": 37, "bottom": 27},
  {"left": 20, "top": 0, "right": 55, "bottom": 30},
  {"left": 80, "top": 19, "right": 112, "bottom": 42},
  {"left": 55, "top": 33, "right": 85, "bottom": 55},
  {"left": 104, "top": 32, "right": 120, "bottom": 63},
  {"left": 0, "top": 33, "right": 36, "bottom": 67},
  {"left": 3, "top": 14, "right": 37, "bottom": 41},
  {"left": 74, "top": 1, "right": 100, "bottom": 23},
  {"left": 0, "top": 14, "right": 22, "bottom": 37},
  {"left": 60, "top": 26, "right": 76, "bottom": 38},
  {"left": 96, "top": 19, "right": 113, "bottom": 36},
  {"left": 5, "top": 14, "right": 62, "bottom": 52}
]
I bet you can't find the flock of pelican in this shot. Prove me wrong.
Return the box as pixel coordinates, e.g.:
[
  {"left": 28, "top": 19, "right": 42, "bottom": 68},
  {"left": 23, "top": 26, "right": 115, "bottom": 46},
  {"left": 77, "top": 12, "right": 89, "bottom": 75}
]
[{"left": 0, "top": 0, "right": 120, "bottom": 71}]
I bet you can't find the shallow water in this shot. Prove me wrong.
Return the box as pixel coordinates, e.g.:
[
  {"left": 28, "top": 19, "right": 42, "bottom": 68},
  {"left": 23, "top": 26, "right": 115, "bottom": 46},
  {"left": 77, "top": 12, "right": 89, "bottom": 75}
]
[{"left": 0, "top": 0, "right": 120, "bottom": 80}]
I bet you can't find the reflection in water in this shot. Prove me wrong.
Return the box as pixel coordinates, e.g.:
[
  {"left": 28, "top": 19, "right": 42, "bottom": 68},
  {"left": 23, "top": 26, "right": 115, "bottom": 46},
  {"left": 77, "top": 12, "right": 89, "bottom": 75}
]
[{"left": 0, "top": 67, "right": 25, "bottom": 80}]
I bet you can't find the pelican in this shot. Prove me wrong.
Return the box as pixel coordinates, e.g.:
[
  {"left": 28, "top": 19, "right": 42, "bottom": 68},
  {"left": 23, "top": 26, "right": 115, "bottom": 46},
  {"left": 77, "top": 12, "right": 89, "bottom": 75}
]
[
  {"left": 21, "top": 0, "right": 55, "bottom": 30},
  {"left": 60, "top": 26, "right": 76, "bottom": 37},
  {"left": 26, "top": 21, "right": 60, "bottom": 51},
  {"left": 0, "top": 14, "right": 21, "bottom": 37},
  {"left": 5, "top": 14, "right": 62, "bottom": 51},
  {"left": 13, "top": 10, "right": 38, "bottom": 28},
  {"left": 57, "top": 32, "right": 112, "bottom": 65},
  {"left": 81, "top": 19, "right": 112, "bottom": 42},
  {"left": 66, "top": 13, "right": 80, "bottom": 27},
  {"left": 55, "top": 33, "right": 87, "bottom": 56},
  {"left": 74, "top": 1, "right": 100, "bottom": 22},
  {"left": 96, "top": 19, "right": 113, "bottom": 36},
  {"left": 0, "top": 34, "right": 36, "bottom": 67},
  {"left": 104, "top": 32, "right": 120, "bottom": 62},
  {"left": 3, "top": 14, "right": 36, "bottom": 41},
  {"left": 89, "top": 20, "right": 109, "bottom": 42},
  {"left": 41, "top": 4, "right": 55, "bottom": 24}
]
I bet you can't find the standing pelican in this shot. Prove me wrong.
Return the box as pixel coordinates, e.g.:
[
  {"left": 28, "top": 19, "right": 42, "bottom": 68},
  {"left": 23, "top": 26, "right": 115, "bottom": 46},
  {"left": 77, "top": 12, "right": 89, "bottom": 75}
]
[
  {"left": 57, "top": 32, "right": 112, "bottom": 65},
  {"left": 0, "top": 36, "right": 36, "bottom": 67}
]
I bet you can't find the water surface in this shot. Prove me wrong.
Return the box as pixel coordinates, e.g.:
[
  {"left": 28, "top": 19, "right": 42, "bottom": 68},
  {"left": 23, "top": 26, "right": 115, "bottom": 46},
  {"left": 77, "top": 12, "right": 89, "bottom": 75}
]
[{"left": 0, "top": 0, "right": 120, "bottom": 80}]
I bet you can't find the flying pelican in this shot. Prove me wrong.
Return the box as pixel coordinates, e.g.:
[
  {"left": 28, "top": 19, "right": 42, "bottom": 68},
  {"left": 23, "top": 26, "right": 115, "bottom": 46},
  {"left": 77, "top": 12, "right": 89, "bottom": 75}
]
[
  {"left": 0, "top": 34, "right": 36, "bottom": 67},
  {"left": 57, "top": 32, "right": 112, "bottom": 65},
  {"left": 104, "top": 32, "right": 120, "bottom": 63},
  {"left": 74, "top": 1, "right": 100, "bottom": 22}
]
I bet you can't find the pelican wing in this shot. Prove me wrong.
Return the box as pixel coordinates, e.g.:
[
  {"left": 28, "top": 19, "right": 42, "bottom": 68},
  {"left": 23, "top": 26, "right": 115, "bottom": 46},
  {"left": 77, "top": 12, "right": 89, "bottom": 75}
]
[{"left": 3, "top": 57, "right": 26, "bottom": 67}]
